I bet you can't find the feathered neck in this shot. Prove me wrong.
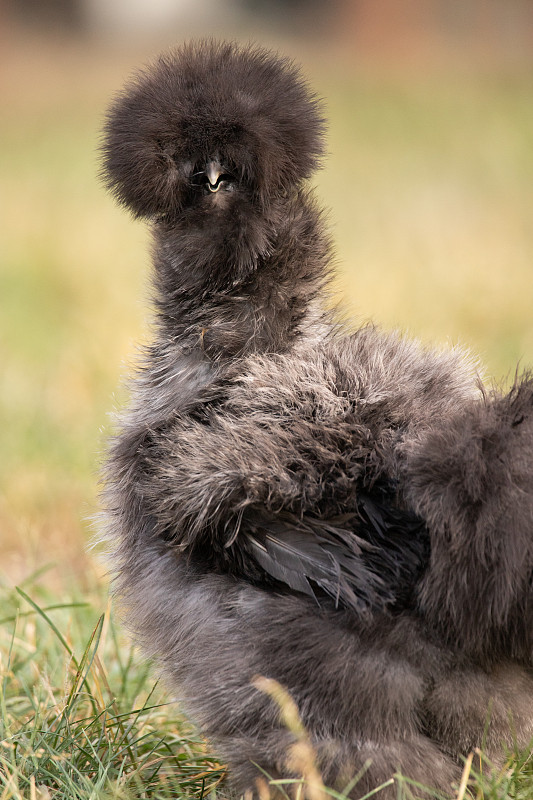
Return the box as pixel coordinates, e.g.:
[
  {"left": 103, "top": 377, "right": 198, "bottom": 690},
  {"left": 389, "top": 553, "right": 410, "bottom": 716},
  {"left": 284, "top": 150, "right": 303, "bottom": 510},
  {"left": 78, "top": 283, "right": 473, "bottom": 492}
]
[{"left": 151, "top": 190, "right": 333, "bottom": 361}]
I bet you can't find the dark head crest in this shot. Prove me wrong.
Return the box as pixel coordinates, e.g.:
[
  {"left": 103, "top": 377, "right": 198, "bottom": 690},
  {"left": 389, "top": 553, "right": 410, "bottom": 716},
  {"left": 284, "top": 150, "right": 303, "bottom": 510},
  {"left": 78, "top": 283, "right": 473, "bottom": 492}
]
[{"left": 101, "top": 40, "right": 326, "bottom": 218}]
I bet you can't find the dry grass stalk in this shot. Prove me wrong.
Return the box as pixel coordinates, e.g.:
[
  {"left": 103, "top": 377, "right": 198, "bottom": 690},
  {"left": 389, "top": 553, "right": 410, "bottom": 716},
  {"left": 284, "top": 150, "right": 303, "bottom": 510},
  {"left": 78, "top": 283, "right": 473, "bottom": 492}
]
[{"left": 253, "top": 676, "right": 327, "bottom": 800}]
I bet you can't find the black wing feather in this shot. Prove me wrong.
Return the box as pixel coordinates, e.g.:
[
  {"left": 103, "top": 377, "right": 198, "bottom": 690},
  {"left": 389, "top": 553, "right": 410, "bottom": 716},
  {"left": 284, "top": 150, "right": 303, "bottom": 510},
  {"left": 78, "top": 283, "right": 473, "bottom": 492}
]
[
  {"left": 243, "top": 512, "right": 387, "bottom": 613},
  {"left": 235, "top": 483, "right": 429, "bottom": 614}
]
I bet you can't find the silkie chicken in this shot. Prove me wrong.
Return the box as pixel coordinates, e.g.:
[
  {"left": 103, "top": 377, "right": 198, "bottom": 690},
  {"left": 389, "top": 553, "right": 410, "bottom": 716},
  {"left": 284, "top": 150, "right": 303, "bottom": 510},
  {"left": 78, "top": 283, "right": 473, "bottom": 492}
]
[{"left": 100, "top": 40, "right": 533, "bottom": 800}]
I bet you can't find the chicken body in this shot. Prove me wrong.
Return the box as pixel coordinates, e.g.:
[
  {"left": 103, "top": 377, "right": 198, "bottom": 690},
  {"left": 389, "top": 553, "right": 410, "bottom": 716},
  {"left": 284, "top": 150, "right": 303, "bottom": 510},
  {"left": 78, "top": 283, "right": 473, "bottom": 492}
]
[{"left": 101, "top": 41, "right": 533, "bottom": 799}]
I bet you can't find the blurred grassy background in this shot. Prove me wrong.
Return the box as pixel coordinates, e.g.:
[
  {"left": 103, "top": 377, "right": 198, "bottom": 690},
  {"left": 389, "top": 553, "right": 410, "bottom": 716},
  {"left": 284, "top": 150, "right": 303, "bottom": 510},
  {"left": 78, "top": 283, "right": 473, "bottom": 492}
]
[{"left": 1, "top": 3, "right": 533, "bottom": 590}]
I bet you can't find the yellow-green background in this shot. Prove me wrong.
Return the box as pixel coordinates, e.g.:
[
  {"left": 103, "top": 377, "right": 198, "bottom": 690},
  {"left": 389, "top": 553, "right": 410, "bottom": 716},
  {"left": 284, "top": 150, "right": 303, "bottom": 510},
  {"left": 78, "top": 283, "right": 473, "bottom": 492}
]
[{"left": 2, "top": 24, "right": 532, "bottom": 589}]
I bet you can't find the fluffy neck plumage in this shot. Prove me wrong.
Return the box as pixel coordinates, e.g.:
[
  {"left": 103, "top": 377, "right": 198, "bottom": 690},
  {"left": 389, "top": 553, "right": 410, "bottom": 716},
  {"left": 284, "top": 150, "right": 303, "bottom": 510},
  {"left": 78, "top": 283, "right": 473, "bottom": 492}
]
[{"left": 151, "top": 190, "right": 333, "bottom": 361}]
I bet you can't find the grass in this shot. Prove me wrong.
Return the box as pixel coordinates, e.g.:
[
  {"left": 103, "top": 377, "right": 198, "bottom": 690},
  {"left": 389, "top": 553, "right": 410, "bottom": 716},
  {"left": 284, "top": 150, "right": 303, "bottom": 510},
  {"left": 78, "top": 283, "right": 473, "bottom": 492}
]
[
  {"left": 2, "top": 576, "right": 533, "bottom": 799},
  {"left": 0, "top": 576, "right": 226, "bottom": 800},
  {"left": 1, "top": 26, "right": 533, "bottom": 800}
]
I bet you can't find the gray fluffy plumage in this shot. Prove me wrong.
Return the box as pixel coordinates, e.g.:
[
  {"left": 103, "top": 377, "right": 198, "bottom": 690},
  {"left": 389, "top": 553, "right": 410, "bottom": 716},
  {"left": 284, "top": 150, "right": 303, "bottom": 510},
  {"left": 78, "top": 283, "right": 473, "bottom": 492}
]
[{"left": 100, "top": 41, "right": 533, "bottom": 799}]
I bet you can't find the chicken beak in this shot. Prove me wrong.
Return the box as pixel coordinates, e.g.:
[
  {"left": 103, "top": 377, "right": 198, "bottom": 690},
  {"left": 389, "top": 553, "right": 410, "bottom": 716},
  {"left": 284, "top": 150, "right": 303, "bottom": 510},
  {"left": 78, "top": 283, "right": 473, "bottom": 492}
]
[{"left": 206, "top": 161, "right": 222, "bottom": 192}]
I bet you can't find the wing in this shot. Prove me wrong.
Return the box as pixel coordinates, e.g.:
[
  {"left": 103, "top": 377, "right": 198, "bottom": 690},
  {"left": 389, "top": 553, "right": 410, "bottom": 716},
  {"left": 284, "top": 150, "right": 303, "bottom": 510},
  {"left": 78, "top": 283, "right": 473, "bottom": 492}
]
[{"left": 230, "top": 484, "right": 429, "bottom": 615}]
